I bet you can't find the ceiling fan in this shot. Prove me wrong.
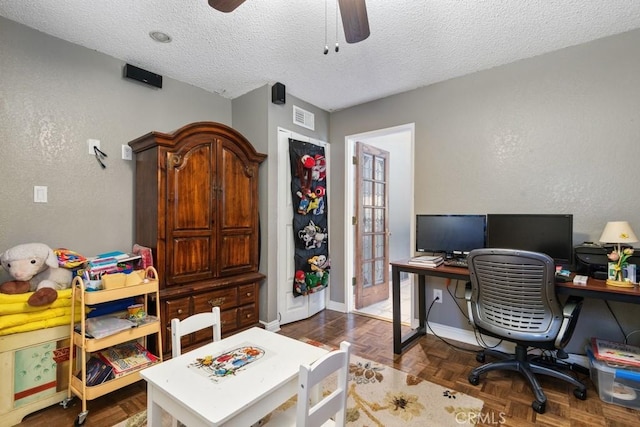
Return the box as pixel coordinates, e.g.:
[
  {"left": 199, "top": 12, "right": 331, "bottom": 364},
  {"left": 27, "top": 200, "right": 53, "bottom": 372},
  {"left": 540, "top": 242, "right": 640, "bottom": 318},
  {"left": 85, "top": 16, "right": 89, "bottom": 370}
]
[{"left": 208, "top": 0, "right": 370, "bottom": 44}]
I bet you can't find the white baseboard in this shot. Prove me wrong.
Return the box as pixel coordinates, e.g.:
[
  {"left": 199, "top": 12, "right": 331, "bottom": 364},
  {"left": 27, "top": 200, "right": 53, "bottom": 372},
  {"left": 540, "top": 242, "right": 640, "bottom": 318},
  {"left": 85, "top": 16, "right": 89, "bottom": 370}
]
[
  {"left": 326, "top": 300, "right": 346, "bottom": 312},
  {"left": 261, "top": 319, "right": 280, "bottom": 332}
]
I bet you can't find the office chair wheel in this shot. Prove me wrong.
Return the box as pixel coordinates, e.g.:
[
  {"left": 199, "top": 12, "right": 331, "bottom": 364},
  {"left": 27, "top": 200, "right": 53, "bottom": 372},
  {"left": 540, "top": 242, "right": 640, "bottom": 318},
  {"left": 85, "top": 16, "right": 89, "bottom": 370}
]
[
  {"left": 532, "top": 400, "right": 546, "bottom": 414},
  {"left": 476, "top": 352, "right": 485, "bottom": 363},
  {"left": 574, "top": 388, "right": 587, "bottom": 400},
  {"left": 468, "top": 373, "right": 480, "bottom": 386}
]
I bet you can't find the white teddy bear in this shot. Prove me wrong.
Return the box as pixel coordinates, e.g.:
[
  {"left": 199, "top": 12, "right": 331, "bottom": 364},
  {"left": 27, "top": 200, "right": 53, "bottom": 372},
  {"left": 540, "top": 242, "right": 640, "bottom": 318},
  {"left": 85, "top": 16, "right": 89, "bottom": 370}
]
[{"left": 0, "top": 243, "right": 73, "bottom": 306}]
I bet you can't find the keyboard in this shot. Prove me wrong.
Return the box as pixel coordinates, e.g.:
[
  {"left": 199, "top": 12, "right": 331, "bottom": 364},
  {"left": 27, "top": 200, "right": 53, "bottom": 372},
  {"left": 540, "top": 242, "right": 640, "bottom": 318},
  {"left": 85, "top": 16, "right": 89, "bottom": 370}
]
[{"left": 444, "top": 259, "right": 468, "bottom": 268}]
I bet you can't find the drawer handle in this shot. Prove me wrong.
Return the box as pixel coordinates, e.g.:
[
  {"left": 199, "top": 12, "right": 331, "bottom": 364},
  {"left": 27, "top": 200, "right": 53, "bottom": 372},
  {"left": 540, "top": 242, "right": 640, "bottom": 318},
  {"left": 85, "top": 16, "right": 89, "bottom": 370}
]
[
  {"left": 177, "top": 309, "right": 183, "bottom": 315},
  {"left": 246, "top": 313, "right": 252, "bottom": 319},
  {"left": 208, "top": 297, "right": 225, "bottom": 307},
  {"left": 246, "top": 292, "right": 252, "bottom": 297}
]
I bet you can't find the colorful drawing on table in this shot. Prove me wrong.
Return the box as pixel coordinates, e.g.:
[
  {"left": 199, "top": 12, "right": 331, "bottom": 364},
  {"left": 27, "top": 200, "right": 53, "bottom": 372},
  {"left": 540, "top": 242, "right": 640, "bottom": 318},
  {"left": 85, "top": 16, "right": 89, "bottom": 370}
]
[{"left": 188, "top": 345, "right": 266, "bottom": 383}]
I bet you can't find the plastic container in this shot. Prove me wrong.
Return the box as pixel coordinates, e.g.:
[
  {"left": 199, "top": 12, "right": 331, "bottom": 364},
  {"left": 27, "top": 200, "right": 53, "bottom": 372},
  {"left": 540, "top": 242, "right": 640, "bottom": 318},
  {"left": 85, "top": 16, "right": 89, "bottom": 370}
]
[
  {"left": 101, "top": 270, "right": 146, "bottom": 290},
  {"left": 587, "top": 345, "right": 640, "bottom": 409}
]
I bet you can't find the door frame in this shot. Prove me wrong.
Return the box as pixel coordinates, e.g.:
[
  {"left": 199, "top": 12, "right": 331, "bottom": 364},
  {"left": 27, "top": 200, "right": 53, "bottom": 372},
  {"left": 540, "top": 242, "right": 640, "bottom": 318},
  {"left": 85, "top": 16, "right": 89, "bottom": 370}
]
[{"left": 344, "top": 124, "right": 416, "bottom": 323}]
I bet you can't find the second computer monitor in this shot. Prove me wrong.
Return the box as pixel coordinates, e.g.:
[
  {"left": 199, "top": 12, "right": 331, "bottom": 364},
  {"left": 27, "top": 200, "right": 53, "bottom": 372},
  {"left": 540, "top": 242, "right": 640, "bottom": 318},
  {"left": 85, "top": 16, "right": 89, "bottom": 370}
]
[{"left": 486, "top": 214, "right": 574, "bottom": 267}]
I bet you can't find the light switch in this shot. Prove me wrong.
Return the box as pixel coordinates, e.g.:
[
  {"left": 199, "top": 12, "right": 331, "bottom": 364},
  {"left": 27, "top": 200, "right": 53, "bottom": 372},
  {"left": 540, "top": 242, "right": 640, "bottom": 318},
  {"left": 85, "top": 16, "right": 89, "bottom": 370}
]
[
  {"left": 34, "top": 186, "right": 48, "bottom": 203},
  {"left": 121, "top": 144, "right": 133, "bottom": 160}
]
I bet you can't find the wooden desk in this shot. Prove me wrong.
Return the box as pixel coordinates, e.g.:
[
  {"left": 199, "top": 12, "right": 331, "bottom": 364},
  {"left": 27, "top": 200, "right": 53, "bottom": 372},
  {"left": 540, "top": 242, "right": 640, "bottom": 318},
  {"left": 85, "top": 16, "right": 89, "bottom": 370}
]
[
  {"left": 140, "top": 327, "right": 328, "bottom": 427},
  {"left": 390, "top": 259, "right": 640, "bottom": 354}
]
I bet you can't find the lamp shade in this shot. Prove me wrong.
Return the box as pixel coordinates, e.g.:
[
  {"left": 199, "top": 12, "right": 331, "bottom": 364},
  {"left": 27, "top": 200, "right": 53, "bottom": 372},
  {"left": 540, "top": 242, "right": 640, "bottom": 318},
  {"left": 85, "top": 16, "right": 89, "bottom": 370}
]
[{"left": 598, "top": 221, "right": 639, "bottom": 244}]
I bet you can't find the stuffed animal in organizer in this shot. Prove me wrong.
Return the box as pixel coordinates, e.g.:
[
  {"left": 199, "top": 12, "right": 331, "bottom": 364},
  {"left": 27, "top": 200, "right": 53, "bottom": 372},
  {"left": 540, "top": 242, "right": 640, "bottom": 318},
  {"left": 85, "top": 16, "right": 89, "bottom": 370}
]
[{"left": 0, "top": 243, "right": 73, "bottom": 306}]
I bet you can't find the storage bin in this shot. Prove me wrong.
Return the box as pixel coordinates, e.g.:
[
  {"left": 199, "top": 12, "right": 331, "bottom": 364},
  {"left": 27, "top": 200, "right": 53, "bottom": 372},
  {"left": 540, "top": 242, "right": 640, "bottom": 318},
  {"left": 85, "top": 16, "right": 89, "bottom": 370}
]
[
  {"left": 101, "top": 270, "right": 146, "bottom": 290},
  {"left": 587, "top": 345, "right": 640, "bottom": 409}
]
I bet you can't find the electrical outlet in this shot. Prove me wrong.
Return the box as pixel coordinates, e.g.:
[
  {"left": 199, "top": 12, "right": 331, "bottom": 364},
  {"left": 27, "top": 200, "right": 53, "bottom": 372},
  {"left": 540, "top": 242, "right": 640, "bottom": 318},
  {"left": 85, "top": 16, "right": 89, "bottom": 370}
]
[{"left": 433, "top": 289, "right": 443, "bottom": 304}]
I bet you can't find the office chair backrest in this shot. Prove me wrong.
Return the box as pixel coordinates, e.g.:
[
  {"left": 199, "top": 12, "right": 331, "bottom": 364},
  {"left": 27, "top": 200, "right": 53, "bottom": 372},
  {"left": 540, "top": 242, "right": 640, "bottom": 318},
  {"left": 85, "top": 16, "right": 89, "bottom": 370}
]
[
  {"left": 467, "top": 248, "right": 563, "bottom": 344},
  {"left": 170, "top": 306, "right": 222, "bottom": 358},
  {"left": 297, "top": 341, "right": 351, "bottom": 427}
]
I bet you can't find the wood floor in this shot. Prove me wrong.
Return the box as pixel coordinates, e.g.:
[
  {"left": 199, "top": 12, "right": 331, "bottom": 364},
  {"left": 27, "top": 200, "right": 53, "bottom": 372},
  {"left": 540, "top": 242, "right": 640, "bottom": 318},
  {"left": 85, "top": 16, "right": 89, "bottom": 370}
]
[{"left": 18, "top": 310, "right": 640, "bottom": 427}]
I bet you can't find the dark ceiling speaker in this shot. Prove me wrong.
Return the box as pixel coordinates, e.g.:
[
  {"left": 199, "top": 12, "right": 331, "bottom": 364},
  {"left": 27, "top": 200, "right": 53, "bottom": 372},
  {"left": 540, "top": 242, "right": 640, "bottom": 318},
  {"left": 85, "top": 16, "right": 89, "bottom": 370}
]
[
  {"left": 123, "top": 64, "right": 163, "bottom": 89},
  {"left": 272, "top": 82, "right": 286, "bottom": 105}
]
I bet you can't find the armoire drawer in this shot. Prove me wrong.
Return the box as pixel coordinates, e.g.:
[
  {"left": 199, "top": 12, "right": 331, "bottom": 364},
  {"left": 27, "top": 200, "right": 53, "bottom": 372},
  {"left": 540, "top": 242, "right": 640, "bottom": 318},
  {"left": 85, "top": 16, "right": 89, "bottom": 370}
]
[
  {"left": 239, "top": 304, "right": 257, "bottom": 327},
  {"left": 238, "top": 283, "right": 257, "bottom": 304},
  {"left": 193, "top": 287, "right": 238, "bottom": 312},
  {"left": 220, "top": 308, "right": 239, "bottom": 334},
  {"left": 164, "top": 297, "right": 191, "bottom": 321},
  {"left": 192, "top": 308, "right": 239, "bottom": 342},
  {"left": 162, "top": 297, "right": 191, "bottom": 351}
]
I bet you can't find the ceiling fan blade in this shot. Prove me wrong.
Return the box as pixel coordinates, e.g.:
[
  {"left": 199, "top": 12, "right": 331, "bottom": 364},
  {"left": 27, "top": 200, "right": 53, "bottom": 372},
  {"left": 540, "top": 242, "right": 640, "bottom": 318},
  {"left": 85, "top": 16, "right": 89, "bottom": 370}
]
[
  {"left": 208, "top": 0, "right": 247, "bottom": 13},
  {"left": 338, "top": 0, "right": 370, "bottom": 44}
]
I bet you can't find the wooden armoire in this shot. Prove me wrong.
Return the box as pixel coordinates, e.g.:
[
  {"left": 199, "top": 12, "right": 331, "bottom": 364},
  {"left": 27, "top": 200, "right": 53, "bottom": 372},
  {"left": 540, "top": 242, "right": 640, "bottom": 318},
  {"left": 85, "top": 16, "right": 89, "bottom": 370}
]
[{"left": 128, "top": 122, "right": 266, "bottom": 358}]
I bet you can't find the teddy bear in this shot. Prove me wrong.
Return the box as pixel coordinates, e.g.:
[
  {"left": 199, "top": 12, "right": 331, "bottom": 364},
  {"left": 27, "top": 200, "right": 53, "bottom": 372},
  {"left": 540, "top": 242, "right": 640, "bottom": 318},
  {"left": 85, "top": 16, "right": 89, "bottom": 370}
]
[{"left": 0, "top": 243, "right": 73, "bottom": 306}]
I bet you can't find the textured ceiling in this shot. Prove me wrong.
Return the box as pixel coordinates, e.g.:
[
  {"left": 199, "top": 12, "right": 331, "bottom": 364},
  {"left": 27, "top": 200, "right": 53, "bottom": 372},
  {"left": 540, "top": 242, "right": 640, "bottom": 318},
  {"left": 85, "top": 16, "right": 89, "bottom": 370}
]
[{"left": 2, "top": 1, "right": 640, "bottom": 111}]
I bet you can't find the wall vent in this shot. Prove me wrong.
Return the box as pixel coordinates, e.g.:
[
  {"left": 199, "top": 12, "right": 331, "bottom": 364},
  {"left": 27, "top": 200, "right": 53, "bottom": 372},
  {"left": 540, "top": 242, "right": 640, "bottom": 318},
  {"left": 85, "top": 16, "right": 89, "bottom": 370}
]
[{"left": 293, "top": 105, "right": 315, "bottom": 130}]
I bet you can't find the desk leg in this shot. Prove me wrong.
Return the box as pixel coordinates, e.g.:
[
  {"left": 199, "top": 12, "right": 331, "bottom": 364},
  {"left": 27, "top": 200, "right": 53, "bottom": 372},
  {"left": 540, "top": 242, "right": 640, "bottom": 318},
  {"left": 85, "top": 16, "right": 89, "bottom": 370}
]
[
  {"left": 392, "top": 265, "right": 402, "bottom": 354},
  {"left": 146, "top": 385, "right": 163, "bottom": 427},
  {"left": 393, "top": 267, "right": 427, "bottom": 354},
  {"left": 417, "top": 274, "right": 426, "bottom": 332}
]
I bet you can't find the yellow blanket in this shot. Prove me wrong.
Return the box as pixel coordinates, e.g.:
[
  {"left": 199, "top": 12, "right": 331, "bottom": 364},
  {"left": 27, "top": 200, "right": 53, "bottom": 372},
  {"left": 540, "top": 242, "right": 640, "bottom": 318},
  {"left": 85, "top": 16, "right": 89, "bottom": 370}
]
[
  {"left": 0, "top": 288, "right": 72, "bottom": 315},
  {"left": 0, "top": 315, "right": 73, "bottom": 336},
  {"left": 0, "top": 289, "right": 81, "bottom": 336}
]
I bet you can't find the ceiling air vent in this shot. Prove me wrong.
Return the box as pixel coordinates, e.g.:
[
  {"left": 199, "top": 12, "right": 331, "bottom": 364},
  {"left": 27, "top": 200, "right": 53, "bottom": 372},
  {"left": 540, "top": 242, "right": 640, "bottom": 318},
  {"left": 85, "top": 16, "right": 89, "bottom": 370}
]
[{"left": 293, "top": 105, "right": 315, "bottom": 131}]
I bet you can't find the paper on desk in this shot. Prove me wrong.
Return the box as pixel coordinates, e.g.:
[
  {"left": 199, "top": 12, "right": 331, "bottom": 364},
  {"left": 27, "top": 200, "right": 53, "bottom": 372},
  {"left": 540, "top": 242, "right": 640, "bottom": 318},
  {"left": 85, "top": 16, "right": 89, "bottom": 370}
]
[{"left": 188, "top": 342, "right": 272, "bottom": 383}]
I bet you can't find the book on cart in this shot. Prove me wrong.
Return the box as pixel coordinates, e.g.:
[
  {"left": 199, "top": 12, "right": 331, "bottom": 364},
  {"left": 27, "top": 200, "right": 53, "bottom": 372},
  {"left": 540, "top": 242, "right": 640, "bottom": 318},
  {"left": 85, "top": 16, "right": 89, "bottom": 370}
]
[
  {"left": 407, "top": 255, "right": 444, "bottom": 267},
  {"left": 82, "top": 356, "right": 114, "bottom": 386},
  {"left": 95, "top": 340, "right": 159, "bottom": 378},
  {"left": 591, "top": 337, "right": 640, "bottom": 368}
]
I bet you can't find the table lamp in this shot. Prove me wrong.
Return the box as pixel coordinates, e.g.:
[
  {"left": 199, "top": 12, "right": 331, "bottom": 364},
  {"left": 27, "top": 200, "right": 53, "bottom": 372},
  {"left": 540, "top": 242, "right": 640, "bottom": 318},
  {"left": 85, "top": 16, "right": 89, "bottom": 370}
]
[{"left": 599, "top": 221, "right": 638, "bottom": 287}]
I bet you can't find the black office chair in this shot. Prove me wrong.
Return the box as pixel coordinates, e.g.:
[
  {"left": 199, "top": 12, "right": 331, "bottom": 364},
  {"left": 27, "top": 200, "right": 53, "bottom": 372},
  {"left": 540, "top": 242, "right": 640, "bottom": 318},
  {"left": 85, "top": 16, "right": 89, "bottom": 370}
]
[{"left": 465, "top": 248, "right": 587, "bottom": 414}]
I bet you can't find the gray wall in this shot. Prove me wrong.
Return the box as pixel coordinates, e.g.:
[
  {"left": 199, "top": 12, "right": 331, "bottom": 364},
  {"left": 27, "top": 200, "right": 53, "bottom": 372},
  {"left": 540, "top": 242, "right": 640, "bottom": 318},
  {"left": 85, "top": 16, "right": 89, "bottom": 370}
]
[
  {"left": 233, "top": 86, "right": 330, "bottom": 324},
  {"left": 0, "top": 17, "right": 231, "bottom": 255},
  {"left": 0, "top": 15, "right": 329, "bottom": 327},
  {"left": 329, "top": 28, "right": 640, "bottom": 350},
  {"left": 4, "top": 14, "right": 640, "bottom": 348}
]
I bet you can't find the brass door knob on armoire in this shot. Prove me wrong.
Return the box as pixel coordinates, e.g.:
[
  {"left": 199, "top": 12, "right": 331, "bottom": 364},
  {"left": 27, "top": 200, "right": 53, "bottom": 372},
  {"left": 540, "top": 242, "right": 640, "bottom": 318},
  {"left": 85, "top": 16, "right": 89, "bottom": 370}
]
[{"left": 128, "top": 122, "right": 267, "bottom": 358}]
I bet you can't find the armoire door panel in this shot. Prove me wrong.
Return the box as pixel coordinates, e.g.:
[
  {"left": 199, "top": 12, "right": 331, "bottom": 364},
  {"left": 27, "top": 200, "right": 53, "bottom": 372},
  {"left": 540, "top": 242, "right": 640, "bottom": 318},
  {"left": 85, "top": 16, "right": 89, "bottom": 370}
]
[
  {"left": 220, "top": 234, "right": 253, "bottom": 273},
  {"left": 167, "top": 143, "right": 214, "bottom": 231},
  {"left": 167, "top": 237, "right": 213, "bottom": 282},
  {"left": 219, "top": 146, "right": 256, "bottom": 229}
]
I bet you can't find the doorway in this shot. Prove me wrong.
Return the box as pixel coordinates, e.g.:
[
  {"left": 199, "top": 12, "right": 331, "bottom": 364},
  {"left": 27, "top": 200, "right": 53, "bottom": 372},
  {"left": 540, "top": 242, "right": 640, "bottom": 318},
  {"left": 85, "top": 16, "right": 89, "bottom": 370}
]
[{"left": 345, "top": 124, "right": 415, "bottom": 322}]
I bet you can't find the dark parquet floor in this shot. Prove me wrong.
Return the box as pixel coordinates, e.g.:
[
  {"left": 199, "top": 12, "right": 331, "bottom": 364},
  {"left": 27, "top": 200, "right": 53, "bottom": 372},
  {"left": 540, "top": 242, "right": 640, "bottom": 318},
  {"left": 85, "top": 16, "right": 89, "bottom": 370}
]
[{"left": 17, "top": 310, "right": 640, "bottom": 427}]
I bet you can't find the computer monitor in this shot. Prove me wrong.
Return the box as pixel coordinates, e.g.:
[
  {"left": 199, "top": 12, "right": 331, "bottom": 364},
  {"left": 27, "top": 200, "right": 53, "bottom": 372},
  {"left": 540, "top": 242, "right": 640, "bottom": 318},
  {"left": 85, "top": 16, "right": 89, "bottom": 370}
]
[
  {"left": 415, "top": 214, "right": 486, "bottom": 257},
  {"left": 486, "top": 214, "right": 574, "bottom": 267}
]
